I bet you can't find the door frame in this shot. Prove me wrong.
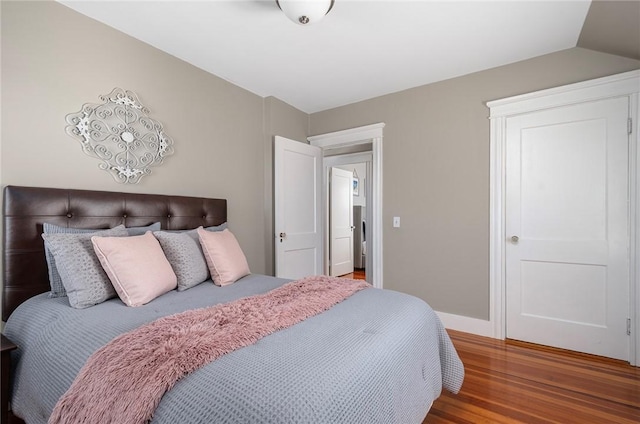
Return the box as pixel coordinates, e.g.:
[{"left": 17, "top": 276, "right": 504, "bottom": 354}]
[
  {"left": 487, "top": 70, "right": 640, "bottom": 365},
  {"left": 308, "top": 123, "right": 384, "bottom": 289}
]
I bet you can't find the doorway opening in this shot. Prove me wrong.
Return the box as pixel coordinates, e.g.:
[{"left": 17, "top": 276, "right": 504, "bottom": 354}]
[{"left": 325, "top": 155, "right": 371, "bottom": 280}]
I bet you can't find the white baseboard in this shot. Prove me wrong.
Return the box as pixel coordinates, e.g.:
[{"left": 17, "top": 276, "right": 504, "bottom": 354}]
[{"left": 436, "top": 311, "right": 496, "bottom": 338}]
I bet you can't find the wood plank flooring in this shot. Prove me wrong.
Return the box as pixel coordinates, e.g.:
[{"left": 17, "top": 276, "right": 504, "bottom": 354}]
[
  {"left": 424, "top": 330, "right": 640, "bottom": 424},
  {"left": 342, "top": 268, "right": 366, "bottom": 280}
]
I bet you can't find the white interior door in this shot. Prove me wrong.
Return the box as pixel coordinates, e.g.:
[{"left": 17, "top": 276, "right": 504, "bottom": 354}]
[
  {"left": 505, "top": 97, "right": 630, "bottom": 360},
  {"left": 274, "top": 136, "right": 322, "bottom": 280},
  {"left": 330, "top": 167, "right": 354, "bottom": 276}
]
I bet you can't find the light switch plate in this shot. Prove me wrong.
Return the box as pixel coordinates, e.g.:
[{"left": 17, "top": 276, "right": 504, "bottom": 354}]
[{"left": 393, "top": 216, "right": 400, "bottom": 228}]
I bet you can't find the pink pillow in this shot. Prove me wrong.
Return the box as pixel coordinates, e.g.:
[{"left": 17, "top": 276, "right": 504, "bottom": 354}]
[
  {"left": 91, "top": 231, "right": 177, "bottom": 306},
  {"left": 197, "top": 227, "right": 250, "bottom": 286}
]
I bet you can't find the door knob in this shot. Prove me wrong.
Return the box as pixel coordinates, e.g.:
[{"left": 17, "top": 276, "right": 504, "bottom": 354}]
[
  {"left": 279, "top": 232, "right": 286, "bottom": 238},
  {"left": 511, "top": 235, "right": 519, "bottom": 243}
]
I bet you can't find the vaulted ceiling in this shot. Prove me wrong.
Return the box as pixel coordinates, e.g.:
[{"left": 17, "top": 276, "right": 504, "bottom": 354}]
[
  {"left": 578, "top": 0, "right": 640, "bottom": 62},
  {"left": 59, "top": 1, "right": 640, "bottom": 113}
]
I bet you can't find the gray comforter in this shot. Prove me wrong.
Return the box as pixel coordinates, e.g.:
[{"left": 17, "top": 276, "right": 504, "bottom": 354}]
[{"left": 4, "top": 274, "right": 464, "bottom": 424}]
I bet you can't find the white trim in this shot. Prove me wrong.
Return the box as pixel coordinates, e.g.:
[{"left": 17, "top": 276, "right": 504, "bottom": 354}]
[
  {"left": 487, "top": 70, "right": 640, "bottom": 365},
  {"left": 631, "top": 92, "right": 640, "bottom": 366},
  {"left": 488, "top": 115, "right": 507, "bottom": 340},
  {"left": 488, "top": 70, "right": 640, "bottom": 117},
  {"left": 308, "top": 123, "right": 385, "bottom": 148},
  {"left": 436, "top": 311, "right": 494, "bottom": 338},
  {"left": 309, "top": 123, "right": 385, "bottom": 289},
  {"left": 323, "top": 152, "right": 373, "bottom": 164},
  {"left": 370, "top": 137, "right": 383, "bottom": 288}
]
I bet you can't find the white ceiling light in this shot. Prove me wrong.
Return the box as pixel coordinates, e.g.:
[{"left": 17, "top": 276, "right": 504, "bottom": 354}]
[{"left": 276, "top": 0, "right": 335, "bottom": 25}]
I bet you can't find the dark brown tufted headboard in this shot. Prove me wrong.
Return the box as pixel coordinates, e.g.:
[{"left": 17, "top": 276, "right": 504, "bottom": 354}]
[{"left": 2, "top": 186, "right": 227, "bottom": 321}]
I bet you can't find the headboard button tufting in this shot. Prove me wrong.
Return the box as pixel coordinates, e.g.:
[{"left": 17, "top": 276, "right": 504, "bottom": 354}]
[{"left": 66, "top": 213, "right": 73, "bottom": 218}]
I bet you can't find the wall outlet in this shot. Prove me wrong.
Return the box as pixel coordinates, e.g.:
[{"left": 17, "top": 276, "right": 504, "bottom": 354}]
[{"left": 393, "top": 216, "right": 400, "bottom": 228}]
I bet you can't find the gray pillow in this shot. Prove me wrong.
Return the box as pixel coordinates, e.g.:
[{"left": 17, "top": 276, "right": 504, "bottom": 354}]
[
  {"left": 125, "top": 222, "right": 161, "bottom": 236},
  {"left": 166, "top": 222, "right": 228, "bottom": 234},
  {"left": 205, "top": 222, "right": 227, "bottom": 232},
  {"left": 183, "top": 225, "right": 225, "bottom": 256},
  {"left": 42, "top": 225, "right": 129, "bottom": 309},
  {"left": 153, "top": 231, "right": 209, "bottom": 291},
  {"left": 43, "top": 222, "right": 161, "bottom": 297}
]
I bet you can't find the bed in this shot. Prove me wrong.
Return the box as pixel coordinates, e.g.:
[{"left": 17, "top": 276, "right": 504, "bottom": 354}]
[{"left": 2, "top": 185, "right": 463, "bottom": 424}]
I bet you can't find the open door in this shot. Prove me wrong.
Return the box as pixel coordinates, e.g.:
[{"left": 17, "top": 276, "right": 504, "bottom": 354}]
[
  {"left": 274, "top": 136, "right": 322, "bottom": 280},
  {"left": 329, "top": 167, "right": 354, "bottom": 276}
]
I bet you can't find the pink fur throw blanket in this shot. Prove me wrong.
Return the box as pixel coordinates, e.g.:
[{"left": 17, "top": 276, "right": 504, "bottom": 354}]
[{"left": 49, "top": 276, "right": 369, "bottom": 424}]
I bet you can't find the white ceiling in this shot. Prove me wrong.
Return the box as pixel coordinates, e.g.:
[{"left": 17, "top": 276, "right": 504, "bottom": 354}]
[{"left": 59, "top": 0, "right": 592, "bottom": 113}]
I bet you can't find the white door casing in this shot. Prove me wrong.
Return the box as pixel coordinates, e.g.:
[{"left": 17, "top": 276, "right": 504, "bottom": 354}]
[
  {"left": 505, "top": 97, "right": 629, "bottom": 361},
  {"left": 308, "top": 123, "right": 385, "bottom": 289},
  {"left": 274, "top": 136, "right": 322, "bottom": 280},
  {"left": 330, "top": 167, "right": 354, "bottom": 276},
  {"left": 488, "top": 70, "right": 640, "bottom": 365}
]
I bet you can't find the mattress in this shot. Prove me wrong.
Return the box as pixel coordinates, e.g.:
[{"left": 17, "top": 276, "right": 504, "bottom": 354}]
[{"left": 4, "top": 274, "right": 463, "bottom": 424}]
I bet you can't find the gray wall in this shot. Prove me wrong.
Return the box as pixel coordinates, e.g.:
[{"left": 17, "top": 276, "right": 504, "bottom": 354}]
[
  {"left": 2, "top": 1, "right": 639, "bottom": 324},
  {"left": 0, "top": 1, "right": 309, "bottom": 320},
  {"left": 309, "top": 48, "right": 640, "bottom": 320},
  {"left": 578, "top": 0, "right": 640, "bottom": 60},
  {"left": 337, "top": 163, "right": 367, "bottom": 207}
]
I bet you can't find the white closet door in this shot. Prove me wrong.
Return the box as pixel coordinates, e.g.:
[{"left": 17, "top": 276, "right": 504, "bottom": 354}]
[{"left": 505, "top": 96, "right": 630, "bottom": 360}]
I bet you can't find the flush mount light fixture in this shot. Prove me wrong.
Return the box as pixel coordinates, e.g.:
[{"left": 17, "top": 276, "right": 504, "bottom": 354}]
[{"left": 276, "top": 0, "right": 335, "bottom": 25}]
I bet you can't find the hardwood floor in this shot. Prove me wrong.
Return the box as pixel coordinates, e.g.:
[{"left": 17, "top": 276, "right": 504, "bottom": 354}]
[
  {"left": 343, "top": 268, "right": 366, "bottom": 280},
  {"left": 424, "top": 330, "right": 640, "bottom": 424}
]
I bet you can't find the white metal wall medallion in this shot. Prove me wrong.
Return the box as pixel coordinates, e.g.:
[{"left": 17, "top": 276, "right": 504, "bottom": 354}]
[{"left": 65, "top": 88, "right": 174, "bottom": 184}]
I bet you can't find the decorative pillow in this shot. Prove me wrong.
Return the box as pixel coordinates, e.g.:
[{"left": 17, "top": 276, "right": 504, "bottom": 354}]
[
  {"left": 43, "top": 222, "right": 161, "bottom": 297},
  {"left": 161, "top": 224, "right": 228, "bottom": 278},
  {"left": 197, "top": 228, "right": 250, "bottom": 287},
  {"left": 166, "top": 222, "right": 228, "bottom": 234},
  {"left": 41, "top": 225, "right": 129, "bottom": 308},
  {"left": 92, "top": 232, "right": 177, "bottom": 307},
  {"left": 153, "top": 231, "right": 208, "bottom": 291},
  {"left": 125, "top": 222, "right": 161, "bottom": 236},
  {"left": 205, "top": 222, "right": 227, "bottom": 232}
]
